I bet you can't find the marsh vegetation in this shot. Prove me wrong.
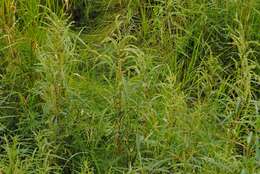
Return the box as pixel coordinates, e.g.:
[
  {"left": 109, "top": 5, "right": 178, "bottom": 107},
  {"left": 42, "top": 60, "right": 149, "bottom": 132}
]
[{"left": 0, "top": 0, "right": 259, "bottom": 173}]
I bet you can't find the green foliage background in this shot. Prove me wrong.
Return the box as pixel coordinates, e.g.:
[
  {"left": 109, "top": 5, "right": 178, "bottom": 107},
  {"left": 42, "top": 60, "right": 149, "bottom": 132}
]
[{"left": 0, "top": 0, "right": 259, "bottom": 173}]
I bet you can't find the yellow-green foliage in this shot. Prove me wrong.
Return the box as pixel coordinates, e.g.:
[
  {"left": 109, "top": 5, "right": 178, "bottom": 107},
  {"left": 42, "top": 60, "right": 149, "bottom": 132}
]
[{"left": 0, "top": 0, "right": 259, "bottom": 173}]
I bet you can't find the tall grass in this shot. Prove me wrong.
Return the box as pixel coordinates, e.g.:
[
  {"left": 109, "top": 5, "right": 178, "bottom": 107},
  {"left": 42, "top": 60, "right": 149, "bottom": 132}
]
[{"left": 0, "top": 0, "right": 259, "bottom": 173}]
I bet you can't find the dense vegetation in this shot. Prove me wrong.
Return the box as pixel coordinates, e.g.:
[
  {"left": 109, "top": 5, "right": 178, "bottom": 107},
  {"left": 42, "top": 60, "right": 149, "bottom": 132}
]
[{"left": 0, "top": 0, "right": 259, "bottom": 173}]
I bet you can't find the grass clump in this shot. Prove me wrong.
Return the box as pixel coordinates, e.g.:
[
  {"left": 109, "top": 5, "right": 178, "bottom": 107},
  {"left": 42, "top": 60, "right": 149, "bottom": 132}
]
[{"left": 0, "top": 0, "right": 259, "bottom": 173}]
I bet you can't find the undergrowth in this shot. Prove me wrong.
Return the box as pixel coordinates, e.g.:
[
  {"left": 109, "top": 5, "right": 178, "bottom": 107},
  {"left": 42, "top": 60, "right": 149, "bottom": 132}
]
[{"left": 0, "top": 0, "right": 259, "bottom": 173}]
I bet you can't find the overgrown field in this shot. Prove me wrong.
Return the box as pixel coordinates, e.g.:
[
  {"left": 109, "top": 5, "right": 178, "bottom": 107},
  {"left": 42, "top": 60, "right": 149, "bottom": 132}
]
[{"left": 0, "top": 0, "right": 260, "bottom": 173}]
